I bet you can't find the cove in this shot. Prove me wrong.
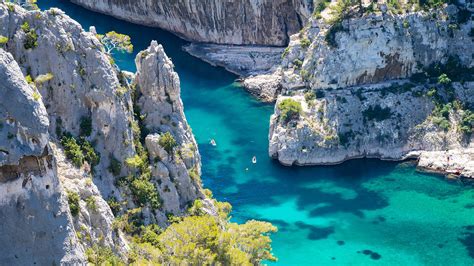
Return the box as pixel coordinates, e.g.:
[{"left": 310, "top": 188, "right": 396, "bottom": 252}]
[{"left": 38, "top": 1, "right": 474, "bottom": 265}]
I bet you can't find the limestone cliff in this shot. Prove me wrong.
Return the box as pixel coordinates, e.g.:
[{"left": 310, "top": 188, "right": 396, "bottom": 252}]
[
  {"left": 265, "top": 3, "right": 474, "bottom": 178},
  {"left": 0, "top": 48, "right": 87, "bottom": 265},
  {"left": 270, "top": 82, "right": 474, "bottom": 178},
  {"left": 246, "top": 3, "right": 474, "bottom": 101},
  {"left": 70, "top": 0, "right": 315, "bottom": 46},
  {"left": 0, "top": 3, "right": 208, "bottom": 263}
]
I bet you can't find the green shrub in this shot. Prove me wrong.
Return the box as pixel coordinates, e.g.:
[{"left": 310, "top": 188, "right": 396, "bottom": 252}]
[
  {"left": 79, "top": 116, "right": 92, "bottom": 137},
  {"left": 86, "top": 244, "right": 123, "bottom": 265},
  {"left": 125, "top": 154, "right": 146, "bottom": 170},
  {"left": 432, "top": 103, "right": 453, "bottom": 130},
  {"left": 107, "top": 196, "right": 121, "bottom": 216},
  {"left": 402, "top": 20, "right": 410, "bottom": 29},
  {"left": 281, "top": 47, "right": 290, "bottom": 58},
  {"left": 159, "top": 132, "right": 177, "bottom": 154},
  {"left": 61, "top": 134, "right": 99, "bottom": 168},
  {"left": 108, "top": 156, "right": 122, "bottom": 176},
  {"left": 6, "top": 3, "right": 15, "bottom": 12},
  {"left": 21, "top": 22, "right": 38, "bottom": 50},
  {"left": 293, "top": 59, "right": 303, "bottom": 69},
  {"left": 21, "top": 22, "right": 30, "bottom": 32},
  {"left": 300, "top": 37, "right": 311, "bottom": 48},
  {"left": 85, "top": 196, "right": 97, "bottom": 212},
  {"left": 304, "top": 91, "right": 316, "bottom": 102},
  {"left": 459, "top": 110, "right": 474, "bottom": 135},
  {"left": 130, "top": 178, "right": 161, "bottom": 209},
  {"left": 34, "top": 73, "right": 54, "bottom": 84},
  {"left": 362, "top": 105, "right": 392, "bottom": 121},
  {"left": 188, "top": 167, "right": 200, "bottom": 182},
  {"left": 426, "top": 87, "right": 437, "bottom": 98},
  {"left": 313, "top": 0, "right": 331, "bottom": 18},
  {"left": 438, "top": 73, "right": 452, "bottom": 85},
  {"left": 61, "top": 135, "right": 84, "bottom": 167},
  {"left": 79, "top": 138, "right": 100, "bottom": 168},
  {"left": 432, "top": 116, "right": 451, "bottom": 130},
  {"left": 67, "top": 191, "right": 81, "bottom": 217},
  {"left": 0, "top": 35, "right": 8, "bottom": 46},
  {"left": 278, "top": 99, "right": 302, "bottom": 123}
]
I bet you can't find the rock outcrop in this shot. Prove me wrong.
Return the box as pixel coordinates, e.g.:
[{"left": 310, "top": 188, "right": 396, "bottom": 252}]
[
  {"left": 70, "top": 0, "right": 315, "bottom": 46},
  {"left": 266, "top": 3, "right": 474, "bottom": 178},
  {"left": 184, "top": 43, "right": 284, "bottom": 76},
  {"left": 0, "top": 48, "right": 87, "bottom": 265},
  {"left": 247, "top": 3, "right": 474, "bottom": 101},
  {"left": 270, "top": 82, "right": 474, "bottom": 174},
  {"left": 134, "top": 41, "right": 206, "bottom": 223},
  {"left": 0, "top": 3, "right": 209, "bottom": 263}
]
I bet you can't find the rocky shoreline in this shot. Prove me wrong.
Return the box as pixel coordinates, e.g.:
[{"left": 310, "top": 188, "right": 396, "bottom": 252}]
[{"left": 183, "top": 43, "right": 284, "bottom": 77}]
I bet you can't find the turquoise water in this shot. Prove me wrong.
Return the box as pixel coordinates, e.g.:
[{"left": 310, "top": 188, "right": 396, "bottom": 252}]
[{"left": 38, "top": 2, "right": 474, "bottom": 265}]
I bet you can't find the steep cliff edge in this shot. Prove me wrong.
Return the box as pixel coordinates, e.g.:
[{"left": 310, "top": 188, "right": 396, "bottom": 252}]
[
  {"left": 246, "top": 2, "right": 474, "bottom": 101},
  {"left": 0, "top": 48, "right": 88, "bottom": 265},
  {"left": 270, "top": 82, "right": 474, "bottom": 178},
  {"left": 0, "top": 3, "right": 207, "bottom": 263},
  {"left": 70, "top": 0, "right": 314, "bottom": 46},
  {"left": 266, "top": 2, "right": 474, "bottom": 178}
]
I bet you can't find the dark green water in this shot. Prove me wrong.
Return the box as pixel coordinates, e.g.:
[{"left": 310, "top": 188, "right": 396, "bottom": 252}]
[{"left": 38, "top": 1, "right": 474, "bottom": 265}]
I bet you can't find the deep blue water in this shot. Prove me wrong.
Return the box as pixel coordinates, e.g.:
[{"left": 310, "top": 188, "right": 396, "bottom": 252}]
[{"left": 38, "top": 1, "right": 474, "bottom": 265}]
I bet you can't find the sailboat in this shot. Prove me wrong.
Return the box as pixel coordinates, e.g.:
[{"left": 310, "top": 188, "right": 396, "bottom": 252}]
[
  {"left": 210, "top": 139, "right": 217, "bottom": 146},
  {"left": 252, "top": 156, "right": 257, "bottom": 164}
]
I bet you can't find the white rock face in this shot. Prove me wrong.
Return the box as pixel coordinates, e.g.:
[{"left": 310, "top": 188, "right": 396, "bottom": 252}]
[
  {"left": 269, "top": 82, "right": 474, "bottom": 178},
  {"left": 184, "top": 43, "right": 284, "bottom": 76},
  {"left": 417, "top": 148, "right": 474, "bottom": 178},
  {"left": 243, "top": 71, "right": 283, "bottom": 102},
  {"left": 135, "top": 42, "right": 204, "bottom": 220},
  {"left": 0, "top": 4, "right": 136, "bottom": 198},
  {"left": 70, "top": 0, "right": 315, "bottom": 46},
  {"left": 0, "top": 49, "right": 87, "bottom": 264},
  {"left": 266, "top": 4, "right": 474, "bottom": 178},
  {"left": 0, "top": 49, "right": 49, "bottom": 166},
  {"left": 0, "top": 3, "right": 210, "bottom": 262},
  {"left": 249, "top": 4, "right": 474, "bottom": 100}
]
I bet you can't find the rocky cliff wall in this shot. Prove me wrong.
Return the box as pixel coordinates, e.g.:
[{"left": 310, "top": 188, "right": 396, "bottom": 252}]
[
  {"left": 0, "top": 3, "right": 209, "bottom": 263},
  {"left": 71, "top": 0, "right": 315, "bottom": 46},
  {"left": 270, "top": 82, "right": 474, "bottom": 179},
  {"left": 0, "top": 48, "right": 87, "bottom": 265},
  {"left": 246, "top": 3, "right": 474, "bottom": 101},
  {"left": 266, "top": 3, "right": 474, "bottom": 177}
]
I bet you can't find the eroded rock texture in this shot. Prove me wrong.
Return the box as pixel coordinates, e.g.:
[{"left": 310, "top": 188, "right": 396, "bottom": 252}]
[
  {"left": 0, "top": 3, "right": 208, "bottom": 263},
  {"left": 71, "top": 0, "right": 315, "bottom": 46},
  {"left": 265, "top": 3, "right": 474, "bottom": 177}
]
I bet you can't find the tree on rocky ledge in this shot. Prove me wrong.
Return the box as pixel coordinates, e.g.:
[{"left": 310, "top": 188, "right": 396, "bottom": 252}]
[{"left": 97, "top": 31, "right": 133, "bottom": 54}]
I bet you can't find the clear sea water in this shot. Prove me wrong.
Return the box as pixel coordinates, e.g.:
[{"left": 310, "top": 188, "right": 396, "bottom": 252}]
[{"left": 38, "top": 1, "right": 474, "bottom": 265}]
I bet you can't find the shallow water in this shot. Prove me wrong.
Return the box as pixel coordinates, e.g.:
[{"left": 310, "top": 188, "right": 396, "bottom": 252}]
[{"left": 38, "top": 1, "right": 474, "bottom": 265}]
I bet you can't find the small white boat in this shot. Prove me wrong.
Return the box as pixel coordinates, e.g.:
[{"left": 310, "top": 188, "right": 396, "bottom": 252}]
[
  {"left": 210, "top": 139, "right": 217, "bottom": 146},
  {"left": 252, "top": 156, "right": 257, "bottom": 164}
]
